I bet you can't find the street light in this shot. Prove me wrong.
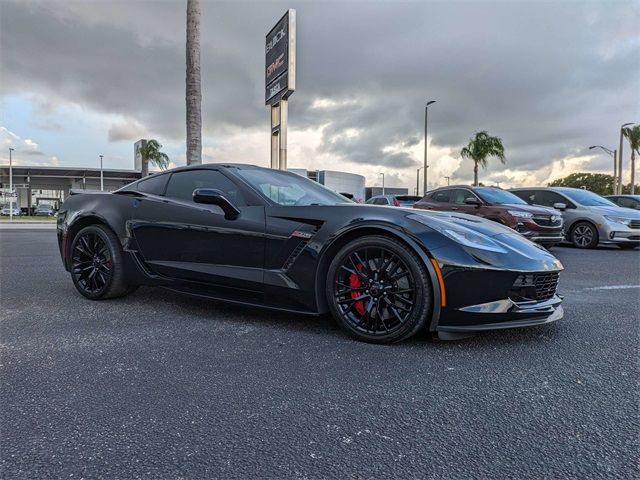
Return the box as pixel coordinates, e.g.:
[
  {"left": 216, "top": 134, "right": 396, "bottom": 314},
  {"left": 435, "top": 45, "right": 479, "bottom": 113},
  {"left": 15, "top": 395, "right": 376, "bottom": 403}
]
[
  {"left": 379, "top": 172, "right": 385, "bottom": 195},
  {"left": 99, "top": 155, "right": 104, "bottom": 191},
  {"left": 8, "top": 147, "right": 14, "bottom": 221},
  {"left": 444, "top": 175, "right": 450, "bottom": 186},
  {"left": 618, "top": 123, "right": 634, "bottom": 195},
  {"left": 589, "top": 145, "right": 617, "bottom": 193},
  {"left": 416, "top": 167, "right": 423, "bottom": 196},
  {"left": 423, "top": 100, "right": 436, "bottom": 195}
]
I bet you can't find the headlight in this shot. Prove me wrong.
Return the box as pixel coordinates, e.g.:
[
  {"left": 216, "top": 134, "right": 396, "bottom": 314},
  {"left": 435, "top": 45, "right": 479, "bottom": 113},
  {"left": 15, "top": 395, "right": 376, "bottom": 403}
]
[
  {"left": 604, "top": 216, "right": 632, "bottom": 226},
  {"left": 408, "top": 214, "right": 507, "bottom": 253},
  {"left": 508, "top": 210, "right": 533, "bottom": 219}
]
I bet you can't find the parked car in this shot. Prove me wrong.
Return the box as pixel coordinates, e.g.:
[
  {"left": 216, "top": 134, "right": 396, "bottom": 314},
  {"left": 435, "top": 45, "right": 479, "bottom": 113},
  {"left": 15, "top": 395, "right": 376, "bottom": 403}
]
[
  {"left": 0, "top": 204, "right": 21, "bottom": 216},
  {"left": 366, "top": 195, "right": 422, "bottom": 207},
  {"left": 413, "top": 186, "right": 564, "bottom": 248},
  {"left": 605, "top": 194, "right": 640, "bottom": 210},
  {"left": 510, "top": 187, "right": 640, "bottom": 249},
  {"left": 57, "top": 164, "right": 564, "bottom": 344},
  {"left": 34, "top": 204, "right": 56, "bottom": 216}
]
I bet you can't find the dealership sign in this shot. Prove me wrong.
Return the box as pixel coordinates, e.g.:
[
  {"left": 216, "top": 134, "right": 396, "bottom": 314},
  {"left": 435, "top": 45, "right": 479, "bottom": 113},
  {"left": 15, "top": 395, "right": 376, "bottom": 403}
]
[{"left": 265, "top": 9, "right": 296, "bottom": 105}]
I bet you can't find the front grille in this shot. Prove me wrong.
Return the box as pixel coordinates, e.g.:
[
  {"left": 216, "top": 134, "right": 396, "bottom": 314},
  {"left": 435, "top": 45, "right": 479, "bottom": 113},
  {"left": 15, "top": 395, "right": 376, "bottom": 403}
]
[
  {"left": 533, "top": 215, "right": 563, "bottom": 227},
  {"left": 509, "top": 272, "right": 559, "bottom": 302},
  {"left": 630, "top": 220, "right": 640, "bottom": 229}
]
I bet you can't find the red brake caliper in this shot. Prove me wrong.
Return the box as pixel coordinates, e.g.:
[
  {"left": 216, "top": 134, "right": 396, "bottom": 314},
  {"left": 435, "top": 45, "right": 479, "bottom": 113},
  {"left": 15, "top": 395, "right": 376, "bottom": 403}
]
[{"left": 349, "top": 264, "right": 366, "bottom": 316}]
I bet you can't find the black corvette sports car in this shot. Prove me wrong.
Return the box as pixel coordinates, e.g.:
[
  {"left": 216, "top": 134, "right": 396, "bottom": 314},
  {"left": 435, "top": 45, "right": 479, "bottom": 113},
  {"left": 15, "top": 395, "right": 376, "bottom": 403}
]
[{"left": 57, "top": 164, "right": 564, "bottom": 343}]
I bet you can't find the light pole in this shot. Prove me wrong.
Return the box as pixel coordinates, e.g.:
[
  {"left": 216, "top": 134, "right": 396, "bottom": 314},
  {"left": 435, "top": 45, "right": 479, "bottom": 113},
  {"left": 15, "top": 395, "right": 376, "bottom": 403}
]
[
  {"left": 379, "top": 172, "right": 385, "bottom": 196},
  {"left": 589, "top": 145, "right": 617, "bottom": 193},
  {"left": 99, "top": 155, "right": 104, "bottom": 191},
  {"left": 416, "top": 167, "right": 423, "bottom": 196},
  {"left": 618, "top": 123, "right": 634, "bottom": 194},
  {"left": 444, "top": 176, "right": 451, "bottom": 186},
  {"left": 423, "top": 100, "right": 436, "bottom": 195},
  {"left": 9, "top": 147, "right": 14, "bottom": 221}
]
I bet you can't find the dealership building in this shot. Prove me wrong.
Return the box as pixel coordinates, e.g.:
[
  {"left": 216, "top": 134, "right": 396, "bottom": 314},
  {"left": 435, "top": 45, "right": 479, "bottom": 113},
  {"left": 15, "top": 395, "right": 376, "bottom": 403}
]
[{"left": 1, "top": 146, "right": 375, "bottom": 211}]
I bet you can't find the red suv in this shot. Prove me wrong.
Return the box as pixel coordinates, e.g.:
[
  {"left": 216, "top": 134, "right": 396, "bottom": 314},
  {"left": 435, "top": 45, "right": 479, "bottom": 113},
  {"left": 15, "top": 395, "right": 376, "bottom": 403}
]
[{"left": 414, "top": 186, "right": 564, "bottom": 247}]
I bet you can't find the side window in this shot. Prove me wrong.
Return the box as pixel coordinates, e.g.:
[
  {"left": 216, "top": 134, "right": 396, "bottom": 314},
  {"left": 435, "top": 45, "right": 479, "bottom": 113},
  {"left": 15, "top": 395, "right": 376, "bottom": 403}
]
[
  {"left": 540, "top": 191, "right": 568, "bottom": 208},
  {"left": 512, "top": 190, "right": 536, "bottom": 204},
  {"left": 431, "top": 190, "right": 450, "bottom": 203},
  {"left": 374, "top": 197, "right": 388, "bottom": 205},
  {"left": 618, "top": 198, "right": 633, "bottom": 208},
  {"left": 165, "top": 170, "right": 247, "bottom": 205},
  {"left": 451, "top": 189, "right": 473, "bottom": 205},
  {"left": 137, "top": 173, "right": 169, "bottom": 195}
]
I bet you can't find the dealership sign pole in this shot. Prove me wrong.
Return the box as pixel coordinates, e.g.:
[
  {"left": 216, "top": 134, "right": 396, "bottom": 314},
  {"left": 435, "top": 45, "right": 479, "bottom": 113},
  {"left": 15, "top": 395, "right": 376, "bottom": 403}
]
[{"left": 266, "top": 9, "right": 296, "bottom": 170}]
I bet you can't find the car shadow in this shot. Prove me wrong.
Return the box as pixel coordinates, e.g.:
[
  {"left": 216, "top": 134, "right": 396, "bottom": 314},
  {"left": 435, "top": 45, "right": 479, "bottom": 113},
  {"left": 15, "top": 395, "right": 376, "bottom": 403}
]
[{"left": 124, "top": 286, "right": 561, "bottom": 349}]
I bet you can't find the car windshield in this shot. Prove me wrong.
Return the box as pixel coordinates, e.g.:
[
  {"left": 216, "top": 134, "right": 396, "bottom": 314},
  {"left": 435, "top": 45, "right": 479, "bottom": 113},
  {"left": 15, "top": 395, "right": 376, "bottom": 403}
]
[
  {"left": 475, "top": 187, "right": 527, "bottom": 205},
  {"left": 561, "top": 189, "right": 617, "bottom": 207},
  {"left": 237, "top": 168, "right": 353, "bottom": 206}
]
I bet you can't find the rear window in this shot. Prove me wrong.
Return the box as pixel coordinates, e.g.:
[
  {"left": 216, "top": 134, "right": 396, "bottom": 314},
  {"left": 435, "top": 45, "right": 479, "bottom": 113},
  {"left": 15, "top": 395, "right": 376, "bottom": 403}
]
[{"left": 137, "top": 173, "right": 169, "bottom": 196}]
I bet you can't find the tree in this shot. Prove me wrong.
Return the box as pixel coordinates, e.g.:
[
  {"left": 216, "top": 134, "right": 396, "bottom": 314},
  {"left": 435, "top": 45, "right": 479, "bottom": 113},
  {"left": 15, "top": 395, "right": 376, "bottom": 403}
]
[
  {"left": 460, "top": 131, "right": 506, "bottom": 186},
  {"left": 547, "top": 172, "right": 639, "bottom": 195},
  {"left": 186, "top": 0, "right": 202, "bottom": 165},
  {"left": 138, "top": 140, "right": 170, "bottom": 177},
  {"left": 623, "top": 125, "right": 640, "bottom": 194}
]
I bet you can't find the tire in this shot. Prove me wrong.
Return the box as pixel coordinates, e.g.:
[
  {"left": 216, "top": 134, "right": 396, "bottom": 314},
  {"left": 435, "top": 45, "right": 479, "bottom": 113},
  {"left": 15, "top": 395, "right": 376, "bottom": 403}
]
[
  {"left": 69, "top": 224, "right": 136, "bottom": 300},
  {"left": 570, "top": 222, "right": 599, "bottom": 249},
  {"left": 617, "top": 243, "right": 639, "bottom": 250},
  {"left": 326, "top": 235, "right": 432, "bottom": 344}
]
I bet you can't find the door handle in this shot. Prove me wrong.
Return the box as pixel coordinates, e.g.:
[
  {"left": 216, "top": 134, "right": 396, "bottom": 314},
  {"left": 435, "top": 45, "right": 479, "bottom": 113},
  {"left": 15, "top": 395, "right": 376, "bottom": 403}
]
[{"left": 451, "top": 207, "right": 458, "bottom": 210}]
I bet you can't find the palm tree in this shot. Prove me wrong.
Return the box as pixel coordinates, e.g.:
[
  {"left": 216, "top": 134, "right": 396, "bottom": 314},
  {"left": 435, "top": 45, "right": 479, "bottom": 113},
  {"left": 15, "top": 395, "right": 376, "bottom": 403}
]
[
  {"left": 186, "top": 0, "right": 202, "bottom": 165},
  {"left": 623, "top": 125, "right": 640, "bottom": 194},
  {"left": 460, "top": 131, "right": 506, "bottom": 186},
  {"left": 138, "top": 140, "right": 170, "bottom": 177}
]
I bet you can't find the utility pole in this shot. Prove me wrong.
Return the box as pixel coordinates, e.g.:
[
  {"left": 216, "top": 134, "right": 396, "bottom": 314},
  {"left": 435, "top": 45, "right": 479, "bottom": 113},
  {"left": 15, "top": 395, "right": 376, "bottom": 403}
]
[
  {"left": 99, "top": 155, "right": 104, "bottom": 191},
  {"left": 9, "top": 147, "right": 14, "bottom": 221},
  {"left": 423, "top": 100, "right": 435, "bottom": 194},
  {"left": 379, "top": 172, "right": 385, "bottom": 195},
  {"left": 444, "top": 176, "right": 450, "bottom": 186},
  {"left": 619, "top": 123, "right": 634, "bottom": 194}
]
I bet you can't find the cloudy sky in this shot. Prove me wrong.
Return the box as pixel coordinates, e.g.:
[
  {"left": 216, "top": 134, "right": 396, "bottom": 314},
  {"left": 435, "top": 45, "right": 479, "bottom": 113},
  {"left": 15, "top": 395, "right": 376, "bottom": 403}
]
[{"left": 1, "top": 0, "right": 638, "bottom": 191}]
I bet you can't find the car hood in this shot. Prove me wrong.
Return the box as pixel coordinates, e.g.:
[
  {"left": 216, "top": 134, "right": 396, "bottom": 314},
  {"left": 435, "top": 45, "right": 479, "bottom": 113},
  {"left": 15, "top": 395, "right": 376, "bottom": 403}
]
[
  {"left": 587, "top": 205, "right": 640, "bottom": 218},
  {"left": 404, "top": 208, "right": 563, "bottom": 271},
  {"left": 499, "top": 203, "right": 559, "bottom": 215},
  {"left": 406, "top": 208, "right": 517, "bottom": 237}
]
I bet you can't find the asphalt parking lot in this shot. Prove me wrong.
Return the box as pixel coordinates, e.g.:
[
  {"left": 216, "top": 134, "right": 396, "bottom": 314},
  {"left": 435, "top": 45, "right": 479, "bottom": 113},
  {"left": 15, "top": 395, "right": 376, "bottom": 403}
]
[{"left": 1, "top": 230, "right": 638, "bottom": 479}]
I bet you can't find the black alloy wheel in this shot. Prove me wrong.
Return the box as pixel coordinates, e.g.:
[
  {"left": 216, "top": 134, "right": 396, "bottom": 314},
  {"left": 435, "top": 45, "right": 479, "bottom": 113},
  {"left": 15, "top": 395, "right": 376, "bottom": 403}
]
[
  {"left": 70, "top": 225, "right": 136, "bottom": 300},
  {"left": 327, "top": 235, "right": 432, "bottom": 344},
  {"left": 571, "top": 222, "right": 598, "bottom": 249}
]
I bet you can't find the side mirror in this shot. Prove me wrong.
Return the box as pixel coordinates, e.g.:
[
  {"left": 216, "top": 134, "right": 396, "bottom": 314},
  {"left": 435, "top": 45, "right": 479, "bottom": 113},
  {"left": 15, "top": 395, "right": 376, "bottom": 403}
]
[
  {"left": 464, "top": 197, "right": 481, "bottom": 207},
  {"left": 553, "top": 202, "right": 567, "bottom": 211},
  {"left": 192, "top": 188, "right": 240, "bottom": 220}
]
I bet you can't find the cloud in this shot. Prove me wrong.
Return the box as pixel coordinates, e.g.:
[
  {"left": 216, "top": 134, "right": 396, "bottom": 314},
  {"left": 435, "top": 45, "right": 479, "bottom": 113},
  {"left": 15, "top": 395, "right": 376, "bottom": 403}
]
[
  {"left": 108, "top": 118, "right": 148, "bottom": 142},
  {"left": 0, "top": 127, "right": 45, "bottom": 160},
  {"left": 1, "top": 0, "right": 639, "bottom": 188}
]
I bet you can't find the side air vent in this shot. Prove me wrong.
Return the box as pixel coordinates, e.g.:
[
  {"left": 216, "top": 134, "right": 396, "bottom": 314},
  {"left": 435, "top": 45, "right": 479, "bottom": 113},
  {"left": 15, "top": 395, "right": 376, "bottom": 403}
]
[{"left": 283, "top": 239, "right": 310, "bottom": 271}]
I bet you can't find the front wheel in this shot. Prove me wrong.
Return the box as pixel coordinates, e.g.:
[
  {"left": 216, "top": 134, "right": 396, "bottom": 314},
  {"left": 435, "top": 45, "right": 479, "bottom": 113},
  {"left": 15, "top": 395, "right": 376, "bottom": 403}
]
[
  {"left": 69, "top": 225, "right": 136, "bottom": 300},
  {"left": 326, "top": 235, "right": 432, "bottom": 344},
  {"left": 570, "top": 222, "right": 599, "bottom": 249}
]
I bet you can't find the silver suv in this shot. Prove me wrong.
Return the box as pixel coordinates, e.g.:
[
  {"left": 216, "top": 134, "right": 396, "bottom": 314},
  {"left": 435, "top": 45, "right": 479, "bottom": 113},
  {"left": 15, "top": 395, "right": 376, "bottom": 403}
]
[{"left": 510, "top": 187, "right": 640, "bottom": 249}]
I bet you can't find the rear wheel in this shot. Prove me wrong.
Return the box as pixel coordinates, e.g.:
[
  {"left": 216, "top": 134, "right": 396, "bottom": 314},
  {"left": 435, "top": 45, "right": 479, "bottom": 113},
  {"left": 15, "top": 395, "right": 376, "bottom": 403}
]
[
  {"left": 570, "top": 222, "right": 598, "bottom": 249},
  {"left": 326, "top": 235, "right": 432, "bottom": 344},
  {"left": 70, "top": 225, "right": 135, "bottom": 300}
]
